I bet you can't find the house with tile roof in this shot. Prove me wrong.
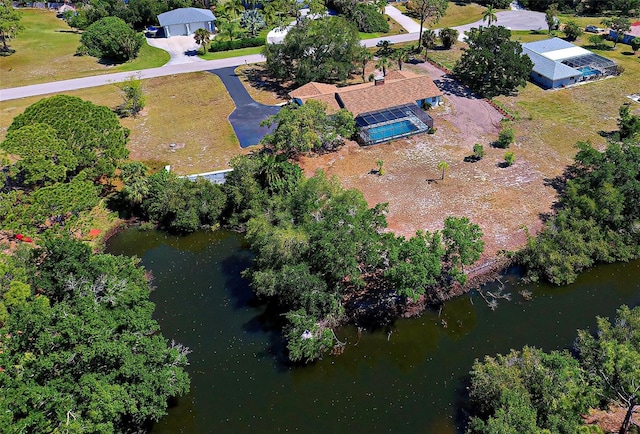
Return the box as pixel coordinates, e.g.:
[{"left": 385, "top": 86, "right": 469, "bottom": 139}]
[
  {"left": 289, "top": 70, "right": 442, "bottom": 145},
  {"left": 522, "top": 38, "right": 617, "bottom": 89}
]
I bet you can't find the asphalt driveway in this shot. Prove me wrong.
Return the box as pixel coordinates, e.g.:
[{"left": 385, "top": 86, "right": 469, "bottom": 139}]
[{"left": 210, "top": 67, "right": 282, "bottom": 148}]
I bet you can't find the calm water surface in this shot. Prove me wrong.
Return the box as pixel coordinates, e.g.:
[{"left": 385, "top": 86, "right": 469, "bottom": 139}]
[{"left": 106, "top": 228, "right": 640, "bottom": 433}]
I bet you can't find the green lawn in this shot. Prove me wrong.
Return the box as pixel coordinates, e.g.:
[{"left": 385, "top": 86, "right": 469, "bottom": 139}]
[
  {"left": 0, "top": 9, "right": 169, "bottom": 89},
  {"left": 395, "top": 1, "right": 487, "bottom": 29},
  {"left": 199, "top": 45, "right": 264, "bottom": 60},
  {"left": 510, "top": 30, "right": 553, "bottom": 43}
]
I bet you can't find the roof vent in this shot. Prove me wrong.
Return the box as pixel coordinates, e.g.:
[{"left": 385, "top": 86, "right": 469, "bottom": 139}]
[{"left": 374, "top": 76, "right": 385, "bottom": 86}]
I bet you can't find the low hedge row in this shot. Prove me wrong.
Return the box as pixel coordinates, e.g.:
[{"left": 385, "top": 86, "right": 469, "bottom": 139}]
[{"left": 209, "top": 37, "right": 266, "bottom": 52}]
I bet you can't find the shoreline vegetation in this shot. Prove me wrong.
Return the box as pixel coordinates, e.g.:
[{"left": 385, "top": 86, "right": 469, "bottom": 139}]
[{"left": 2, "top": 94, "right": 639, "bottom": 364}]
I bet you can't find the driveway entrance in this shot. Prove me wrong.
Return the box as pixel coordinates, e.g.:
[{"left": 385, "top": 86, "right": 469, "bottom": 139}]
[{"left": 210, "top": 67, "right": 282, "bottom": 148}]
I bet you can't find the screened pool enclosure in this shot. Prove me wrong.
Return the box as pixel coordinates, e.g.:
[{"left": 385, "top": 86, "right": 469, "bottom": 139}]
[{"left": 356, "top": 103, "right": 434, "bottom": 146}]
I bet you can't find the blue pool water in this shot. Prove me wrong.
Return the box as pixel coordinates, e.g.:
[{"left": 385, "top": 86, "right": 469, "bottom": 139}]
[
  {"left": 578, "top": 66, "right": 599, "bottom": 77},
  {"left": 368, "top": 119, "right": 420, "bottom": 143}
]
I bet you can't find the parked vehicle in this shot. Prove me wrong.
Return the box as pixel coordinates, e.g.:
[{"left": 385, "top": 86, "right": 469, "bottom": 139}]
[{"left": 585, "top": 25, "right": 603, "bottom": 33}]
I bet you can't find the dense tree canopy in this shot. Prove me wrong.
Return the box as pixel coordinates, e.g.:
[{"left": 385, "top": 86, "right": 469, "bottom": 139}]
[
  {"left": 454, "top": 26, "right": 533, "bottom": 98},
  {"left": 467, "top": 346, "right": 598, "bottom": 434},
  {"left": 1, "top": 95, "right": 129, "bottom": 234},
  {"left": 6, "top": 95, "right": 129, "bottom": 182},
  {"left": 0, "top": 1, "right": 22, "bottom": 52},
  {"left": 576, "top": 305, "right": 640, "bottom": 434},
  {"left": 520, "top": 115, "right": 640, "bottom": 285},
  {"left": 0, "top": 237, "right": 190, "bottom": 432},
  {"left": 79, "top": 16, "right": 144, "bottom": 62},
  {"left": 466, "top": 306, "right": 640, "bottom": 434},
  {"left": 263, "top": 16, "right": 362, "bottom": 85},
  {"left": 261, "top": 100, "right": 356, "bottom": 156},
  {"left": 220, "top": 154, "right": 485, "bottom": 362}
]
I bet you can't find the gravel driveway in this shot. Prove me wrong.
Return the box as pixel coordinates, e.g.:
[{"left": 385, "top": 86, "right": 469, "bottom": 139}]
[{"left": 146, "top": 36, "right": 205, "bottom": 65}]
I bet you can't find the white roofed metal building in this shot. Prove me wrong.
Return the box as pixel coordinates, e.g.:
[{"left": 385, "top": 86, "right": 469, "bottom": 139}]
[
  {"left": 522, "top": 38, "right": 617, "bottom": 89},
  {"left": 157, "top": 8, "right": 216, "bottom": 38}
]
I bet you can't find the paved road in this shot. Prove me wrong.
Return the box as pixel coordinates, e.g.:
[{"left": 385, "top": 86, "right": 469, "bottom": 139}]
[
  {"left": 0, "top": 10, "right": 546, "bottom": 102},
  {"left": 210, "top": 67, "right": 281, "bottom": 148}
]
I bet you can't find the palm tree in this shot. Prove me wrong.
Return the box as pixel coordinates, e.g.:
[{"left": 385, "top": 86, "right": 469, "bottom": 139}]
[
  {"left": 482, "top": 5, "right": 497, "bottom": 26},
  {"left": 392, "top": 47, "right": 410, "bottom": 70},
  {"left": 437, "top": 161, "right": 449, "bottom": 180},
  {"left": 218, "top": 19, "right": 246, "bottom": 41},
  {"left": 193, "top": 28, "right": 212, "bottom": 54},
  {"left": 240, "top": 9, "right": 266, "bottom": 37},
  {"left": 376, "top": 55, "right": 391, "bottom": 77},
  {"left": 376, "top": 0, "right": 387, "bottom": 15},
  {"left": 357, "top": 47, "right": 373, "bottom": 82},
  {"left": 224, "top": 0, "right": 245, "bottom": 21},
  {"left": 421, "top": 29, "right": 437, "bottom": 61}
]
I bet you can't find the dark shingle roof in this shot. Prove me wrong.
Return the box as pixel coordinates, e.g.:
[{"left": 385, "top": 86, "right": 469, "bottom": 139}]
[{"left": 158, "top": 8, "right": 215, "bottom": 27}]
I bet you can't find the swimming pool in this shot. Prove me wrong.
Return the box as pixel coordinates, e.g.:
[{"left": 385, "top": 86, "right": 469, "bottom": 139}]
[
  {"left": 367, "top": 119, "right": 420, "bottom": 143},
  {"left": 579, "top": 66, "right": 600, "bottom": 77}
]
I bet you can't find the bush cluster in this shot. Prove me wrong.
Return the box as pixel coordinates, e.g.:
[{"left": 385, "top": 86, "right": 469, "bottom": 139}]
[{"left": 209, "top": 37, "right": 265, "bottom": 52}]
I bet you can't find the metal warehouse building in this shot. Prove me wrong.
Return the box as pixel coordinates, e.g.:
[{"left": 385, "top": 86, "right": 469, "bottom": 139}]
[{"left": 157, "top": 8, "right": 216, "bottom": 38}]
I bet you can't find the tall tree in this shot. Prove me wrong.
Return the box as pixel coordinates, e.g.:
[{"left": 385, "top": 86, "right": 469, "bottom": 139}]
[
  {"left": 79, "top": 16, "right": 144, "bottom": 61},
  {"left": 6, "top": 95, "right": 129, "bottom": 182},
  {"left": 375, "top": 54, "right": 391, "bottom": 76},
  {"left": 482, "top": 4, "right": 497, "bottom": 25},
  {"left": 391, "top": 47, "right": 410, "bottom": 70},
  {"left": 406, "top": 0, "right": 448, "bottom": 49},
  {"left": 0, "top": 1, "right": 22, "bottom": 52},
  {"left": 0, "top": 237, "right": 191, "bottom": 432},
  {"left": 454, "top": 26, "right": 533, "bottom": 98},
  {"left": 357, "top": 46, "right": 373, "bottom": 82},
  {"left": 261, "top": 99, "right": 356, "bottom": 156},
  {"left": 263, "top": 16, "right": 361, "bottom": 85},
  {"left": 602, "top": 16, "right": 631, "bottom": 48},
  {"left": 545, "top": 3, "right": 559, "bottom": 34},
  {"left": 576, "top": 306, "right": 640, "bottom": 434},
  {"left": 421, "top": 28, "right": 437, "bottom": 60},
  {"left": 193, "top": 27, "right": 212, "bottom": 54},
  {"left": 442, "top": 215, "right": 484, "bottom": 284}
]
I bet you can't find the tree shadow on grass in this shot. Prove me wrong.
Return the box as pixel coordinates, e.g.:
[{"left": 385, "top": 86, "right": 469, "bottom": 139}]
[
  {"left": 433, "top": 75, "right": 480, "bottom": 99},
  {"left": 239, "top": 65, "right": 292, "bottom": 100}
]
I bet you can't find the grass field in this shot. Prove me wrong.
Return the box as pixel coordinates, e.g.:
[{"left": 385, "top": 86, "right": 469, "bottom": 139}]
[
  {"left": 0, "top": 73, "right": 243, "bottom": 174},
  {"left": 0, "top": 9, "right": 169, "bottom": 89},
  {"left": 395, "top": 1, "right": 486, "bottom": 29}
]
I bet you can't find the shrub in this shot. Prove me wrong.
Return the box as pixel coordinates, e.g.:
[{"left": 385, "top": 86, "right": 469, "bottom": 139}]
[
  {"left": 79, "top": 17, "right": 144, "bottom": 62},
  {"left": 588, "top": 34, "right": 607, "bottom": 49},
  {"left": 428, "top": 127, "right": 437, "bottom": 134},
  {"left": 563, "top": 20, "right": 582, "bottom": 41},
  {"left": 439, "top": 27, "right": 459, "bottom": 49},
  {"left": 473, "top": 144, "right": 485, "bottom": 160},
  {"left": 496, "top": 128, "right": 515, "bottom": 148},
  {"left": 504, "top": 151, "right": 515, "bottom": 166},
  {"left": 209, "top": 37, "right": 266, "bottom": 52}
]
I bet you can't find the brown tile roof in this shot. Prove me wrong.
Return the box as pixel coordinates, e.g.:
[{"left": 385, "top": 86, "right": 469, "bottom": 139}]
[
  {"left": 289, "top": 82, "right": 338, "bottom": 98},
  {"left": 289, "top": 71, "right": 442, "bottom": 117},
  {"left": 336, "top": 75, "right": 441, "bottom": 116}
]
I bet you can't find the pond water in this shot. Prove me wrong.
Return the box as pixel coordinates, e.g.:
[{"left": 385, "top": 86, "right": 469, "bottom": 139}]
[{"left": 106, "top": 228, "right": 640, "bottom": 433}]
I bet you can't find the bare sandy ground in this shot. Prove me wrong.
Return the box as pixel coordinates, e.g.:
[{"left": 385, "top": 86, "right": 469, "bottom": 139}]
[{"left": 299, "top": 63, "right": 558, "bottom": 276}]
